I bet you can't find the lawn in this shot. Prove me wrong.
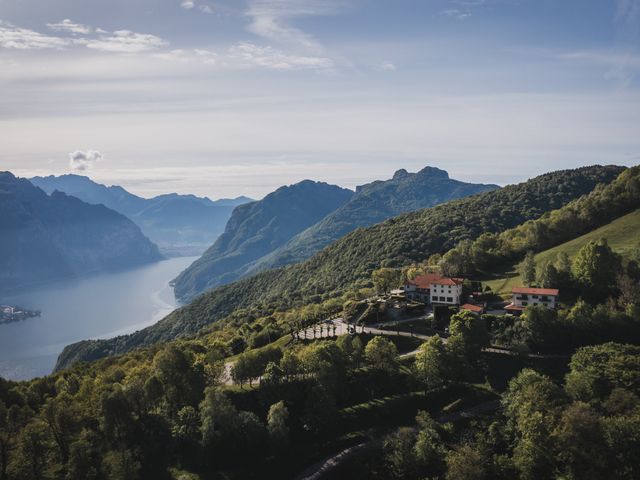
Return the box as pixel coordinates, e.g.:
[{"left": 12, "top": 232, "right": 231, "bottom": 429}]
[{"left": 484, "top": 209, "right": 640, "bottom": 295}]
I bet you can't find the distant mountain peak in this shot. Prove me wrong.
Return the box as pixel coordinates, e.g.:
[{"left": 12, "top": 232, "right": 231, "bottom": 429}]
[
  {"left": 392, "top": 168, "right": 410, "bottom": 179},
  {"left": 417, "top": 166, "right": 449, "bottom": 178}
]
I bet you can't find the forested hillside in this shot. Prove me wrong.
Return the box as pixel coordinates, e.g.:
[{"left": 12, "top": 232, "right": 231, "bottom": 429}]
[
  {"left": 174, "top": 180, "right": 354, "bottom": 300},
  {"left": 57, "top": 165, "right": 624, "bottom": 367}
]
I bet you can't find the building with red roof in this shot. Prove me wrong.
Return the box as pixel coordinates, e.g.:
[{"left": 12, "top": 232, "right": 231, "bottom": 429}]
[
  {"left": 461, "top": 303, "right": 485, "bottom": 315},
  {"left": 405, "top": 273, "right": 464, "bottom": 306},
  {"left": 505, "top": 286, "right": 559, "bottom": 314}
]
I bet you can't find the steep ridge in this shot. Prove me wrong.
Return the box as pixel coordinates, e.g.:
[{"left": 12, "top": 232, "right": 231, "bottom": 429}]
[
  {"left": 246, "top": 167, "right": 498, "bottom": 275},
  {"left": 55, "top": 164, "right": 624, "bottom": 369},
  {"left": 175, "top": 167, "right": 497, "bottom": 300},
  {"left": 173, "top": 180, "right": 355, "bottom": 300},
  {"left": 0, "top": 172, "right": 162, "bottom": 292},
  {"left": 30, "top": 174, "right": 252, "bottom": 253}
]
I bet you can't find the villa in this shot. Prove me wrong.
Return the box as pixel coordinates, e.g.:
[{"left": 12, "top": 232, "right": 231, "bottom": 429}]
[
  {"left": 505, "top": 287, "right": 559, "bottom": 314},
  {"left": 405, "top": 273, "right": 464, "bottom": 306}
]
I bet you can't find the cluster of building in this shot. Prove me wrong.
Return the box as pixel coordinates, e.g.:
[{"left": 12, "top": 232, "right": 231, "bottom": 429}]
[{"left": 402, "top": 273, "right": 559, "bottom": 316}]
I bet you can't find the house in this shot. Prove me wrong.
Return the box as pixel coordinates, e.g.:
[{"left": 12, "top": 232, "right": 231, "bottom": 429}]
[
  {"left": 405, "top": 273, "right": 464, "bottom": 306},
  {"left": 460, "top": 303, "right": 485, "bottom": 315},
  {"left": 505, "top": 287, "right": 559, "bottom": 314}
]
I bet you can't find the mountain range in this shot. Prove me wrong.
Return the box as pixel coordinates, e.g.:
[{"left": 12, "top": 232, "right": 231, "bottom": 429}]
[
  {"left": 55, "top": 164, "right": 626, "bottom": 369},
  {"left": 174, "top": 167, "right": 498, "bottom": 300},
  {"left": 0, "top": 172, "right": 162, "bottom": 292},
  {"left": 29, "top": 174, "right": 252, "bottom": 255}
]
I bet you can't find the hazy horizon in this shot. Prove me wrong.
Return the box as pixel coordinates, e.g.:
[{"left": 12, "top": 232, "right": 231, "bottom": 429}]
[{"left": 2, "top": 0, "right": 640, "bottom": 198}]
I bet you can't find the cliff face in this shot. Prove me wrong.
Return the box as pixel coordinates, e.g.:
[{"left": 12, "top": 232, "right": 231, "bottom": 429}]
[
  {"left": 173, "top": 180, "right": 355, "bottom": 300},
  {"left": 0, "top": 172, "right": 162, "bottom": 292}
]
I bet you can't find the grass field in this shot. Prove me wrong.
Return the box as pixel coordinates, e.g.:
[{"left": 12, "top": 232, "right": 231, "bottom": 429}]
[{"left": 484, "top": 209, "right": 640, "bottom": 295}]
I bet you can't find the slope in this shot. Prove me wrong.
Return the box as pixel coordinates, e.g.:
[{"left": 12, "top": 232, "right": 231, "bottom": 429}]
[
  {"left": 242, "top": 166, "right": 498, "bottom": 279},
  {"left": 55, "top": 165, "right": 625, "bottom": 368},
  {"left": 173, "top": 180, "right": 354, "bottom": 300},
  {"left": 485, "top": 208, "right": 640, "bottom": 295}
]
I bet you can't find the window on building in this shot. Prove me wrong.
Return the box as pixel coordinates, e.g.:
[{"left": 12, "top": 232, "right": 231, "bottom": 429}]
[{"left": 446, "top": 297, "right": 453, "bottom": 303}]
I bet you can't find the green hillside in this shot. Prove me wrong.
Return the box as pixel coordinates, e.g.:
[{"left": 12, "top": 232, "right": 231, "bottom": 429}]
[
  {"left": 56, "top": 165, "right": 625, "bottom": 369},
  {"left": 485, "top": 208, "right": 640, "bottom": 294}
]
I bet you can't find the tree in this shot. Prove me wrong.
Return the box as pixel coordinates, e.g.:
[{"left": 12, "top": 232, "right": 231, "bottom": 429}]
[
  {"left": 153, "top": 345, "right": 204, "bottom": 411},
  {"left": 383, "top": 427, "right": 418, "bottom": 479},
  {"left": 521, "top": 305, "right": 560, "bottom": 350},
  {"left": 538, "top": 262, "right": 559, "bottom": 289},
  {"left": 617, "top": 274, "right": 640, "bottom": 308},
  {"left": 199, "top": 387, "right": 238, "bottom": 449},
  {"left": 555, "top": 252, "right": 573, "bottom": 288},
  {"left": 0, "top": 401, "right": 28, "bottom": 480},
  {"left": 448, "top": 311, "right": 489, "bottom": 363},
  {"left": 267, "top": 401, "right": 290, "bottom": 451},
  {"left": 565, "top": 343, "right": 640, "bottom": 402},
  {"left": 414, "top": 411, "right": 445, "bottom": 475},
  {"left": 503, "top": 370, "right": 566, "bottom": 480},
  {"left": 414, "top": 336, "right": 448, "bottom": 392},
  {"left": 11, "top": 422, "right": 49, "bottom": 480},
  {"left": 572, "top": 239, "right": 622, "bottom": 299},
  {"left": 42, "top": 392, "right": 78, "bottom": 464},
  {"left": 364, "top": 337, "right": 398, "bottom": 373},
  {"left": 520, "top": 251, "right": 537, "bottom": 287},
  {"left": 554, "top": 402, "right": 608, "bottom": 480},
  {"left": 445, "top": 444, "right": 486, "bottom": 480},
  {"left": 372, "top": 268, "right": 402, "bottom": 295}
]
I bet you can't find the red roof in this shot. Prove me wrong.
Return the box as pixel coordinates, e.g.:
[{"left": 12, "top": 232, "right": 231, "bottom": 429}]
[
  {"left": 504, "top": 303, "right": 526, "bottom": 311},
  {"left": 407, "top": 273, "right": 463, "bottom": 289},
  {"left": 512, "top": 287, "right": 559, "bottom": 296},
  {"left": 461, "top": 303, "right": 484, "bottom": 313},
  {"left": 433, "top": 277, "right": 464, "bottom": 286}
]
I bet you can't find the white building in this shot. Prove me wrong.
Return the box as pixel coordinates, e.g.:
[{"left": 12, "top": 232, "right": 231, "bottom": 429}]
[
  {"left": 429, "top": 276, "right": 464, "bottom": 306},
  {"left": 505, "top": 287, "right": 559, "bottom": 314}
]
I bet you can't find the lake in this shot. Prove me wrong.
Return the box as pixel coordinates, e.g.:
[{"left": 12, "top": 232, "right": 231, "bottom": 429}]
[{"left": 0, "top": 256, "right": 197, "bottom": 381}]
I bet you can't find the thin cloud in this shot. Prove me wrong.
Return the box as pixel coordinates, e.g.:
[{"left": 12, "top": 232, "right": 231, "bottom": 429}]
[
  {"left": 0, "top": 20, "right": 70, "bottom": 49},
  {"left": 440, "top": 9, "right": 472, "bottom": 20},
  {"left": 46, "top": 19, "right": 92, "bottom": 35},
  {"left": 85, "top": 30, "right": 168, "bottom": 53},
  {"left": 245, "top": 0, "right": 347, "bottom": 53},
  {"left": 228, "top": 42, "right": 333, "bottom": 70}
]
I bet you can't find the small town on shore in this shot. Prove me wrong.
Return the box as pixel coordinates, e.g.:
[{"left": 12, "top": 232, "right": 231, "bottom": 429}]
[{"left": 0, "top": 304, "right": 40, "bottom": 324}]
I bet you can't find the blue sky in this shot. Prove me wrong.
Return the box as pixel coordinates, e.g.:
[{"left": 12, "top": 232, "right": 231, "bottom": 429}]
[{"left": 0, "top": 0, "right": 639, "bottom": 198}]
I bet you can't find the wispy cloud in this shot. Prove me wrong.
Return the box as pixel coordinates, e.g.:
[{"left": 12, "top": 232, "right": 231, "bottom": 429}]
[
  {"left": 440, "top": 9, "right": 471, "bottom": 20},
  {"left": 228, "top": 42, "right": 333, "bottom": 70},
  {"left": 85, "top": 30, "right": 168, "bottom": 53},
  {"left": 46, "top": 19, "right": 92, "bottom": 35},
  {"left": 245, "top": 0, "right": 346, "bottom": 53},
  {"left": 0, "top": 20, "right": 70, "bottom": 49}
]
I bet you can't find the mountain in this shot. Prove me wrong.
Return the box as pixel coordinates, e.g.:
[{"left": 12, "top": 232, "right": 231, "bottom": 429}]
[
  {"left": 174, "top": 167, "right": 498, "bottom": 300},
  {"left": 29, "top": 174, "right": 253, "bottom": 254},
  {"left": 55, "top": 165, "right": 625, "bottom": 369},
  {"left": 173, "top": 180, "right": 355, "bottom": 300},
  {"left": 0, "top": 172, "right": 162, "bottom": 292}
]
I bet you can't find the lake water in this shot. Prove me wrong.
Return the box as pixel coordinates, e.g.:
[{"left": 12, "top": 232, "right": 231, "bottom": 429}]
[{"left": 0, "top": 256, "right": 197, "bottom": 381}]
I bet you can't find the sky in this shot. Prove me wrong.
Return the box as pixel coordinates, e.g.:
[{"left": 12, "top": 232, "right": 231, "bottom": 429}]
[{"left": 0, "top": 0, "right": 639, "bottom": 199}]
